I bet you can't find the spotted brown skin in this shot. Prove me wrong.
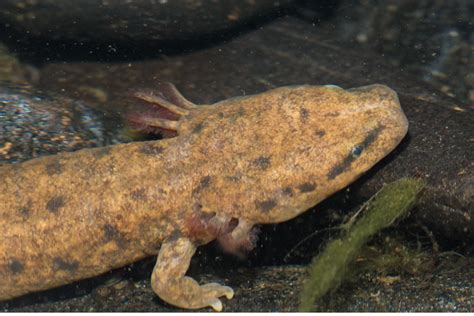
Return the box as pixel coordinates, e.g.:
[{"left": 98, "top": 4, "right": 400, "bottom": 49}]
[{"left": 0, "top": 83, "right": 408, "bottom": 311}]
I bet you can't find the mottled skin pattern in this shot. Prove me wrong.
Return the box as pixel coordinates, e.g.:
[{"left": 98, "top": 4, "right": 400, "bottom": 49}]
[{"left": 0, "top": 83, "right": 408, "bottom": 311}]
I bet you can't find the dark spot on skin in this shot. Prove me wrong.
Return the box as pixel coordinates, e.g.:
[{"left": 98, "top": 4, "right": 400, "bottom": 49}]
[
  {"left": 200, "top": 176, "right": 211, "bottom": 188},
  {"left": 237, "top": 107, "right": 246, "bottom": 117},
  {"left": 325, "top": 112, "right": 340, "bottom": 117},
  {"left": 103, "top": 224, "right": 116, "bottom": 240},
  {"left": 327, "top": 125, "right": 384, "bottom": 180},
  {"left": 140, "top": 143, "right": 164, "bottom": 156},
  {"left": 104, "top": 224, "right": 120, "bottom": 240},
  {"left": 9, "top": 259, "right": 24, "bottom": 274},
  {"left": 327, "top": 164, "right": 346, "bottom": 182},
  {"left": 103, "top": 224, "right": 128, "bottom": 248},
  {"left": 45, "top": 160, "right": 62, "bottom": 176},
  {"left": 360, "top": 125, "right": 384, "bottom": 148},
  {"left": 252, "top": 156, "right": 271, "bottom": 170},
  {"left": 226, "top": 174, "right": 241, "bottom": 182},
  {"left": 298, "top": 182, "right": 317, "bottom": 193},
  {"left": 19, "top": 205, "right": 31, "bottom": 218},
  {"left": 46, "top": 196, "right": 65, "bottom": 214},
  {"left": 167, "top": 230, "right": 182, "bottom": 243},
  {"left": 53, "top": 257, "right": 79, "bottom": 273},
  {"left": 192, "top": 122, "right": 204, "bottom": 133},
  {"left": 300, "top": 107, "right": 310, "bottom": 122},
  {"left": 193, "top": 176, "right": 212, "bottom": 194},
  {"left": 130, "top": 188, "right": 147, "bottom": 201},
  {"left": 229, "top": 107, "right": 246, "bottom": 123},
  {"left": 92, "top": 146, "right": 113, "bottom": 159},
  {"left": 256, "top": 199, "right": 277, "bottom": 212},
  {"left": 315, "top": 130, "right": 326, "bottom": 138},
  {"left": 282, "top": 187, "right": 294, "bottom": 196}
]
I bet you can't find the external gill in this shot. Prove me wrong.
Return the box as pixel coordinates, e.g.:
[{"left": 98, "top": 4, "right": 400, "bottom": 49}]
[{"left": 127, "top": 82, "right": 197, "bottom": 138}]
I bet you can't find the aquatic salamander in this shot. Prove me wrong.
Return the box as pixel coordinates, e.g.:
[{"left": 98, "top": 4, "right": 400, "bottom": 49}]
[{"left": 0, "top": 83, "right": 408, "bottom": 311}]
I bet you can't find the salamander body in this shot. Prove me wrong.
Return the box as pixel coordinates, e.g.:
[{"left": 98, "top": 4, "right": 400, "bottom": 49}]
[{"left": 0, "top": 83, "right": 408, "bottom": 310}]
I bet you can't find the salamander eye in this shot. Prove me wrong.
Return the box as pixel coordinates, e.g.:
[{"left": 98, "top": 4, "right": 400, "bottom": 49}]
[{"left": 351, "top": 144, "right": 364, "bottom": 157}]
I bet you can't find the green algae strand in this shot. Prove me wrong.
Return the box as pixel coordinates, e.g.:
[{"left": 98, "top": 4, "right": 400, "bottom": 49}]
[{"left": 299, "top": 178, "right": 425, "bottom": 311}]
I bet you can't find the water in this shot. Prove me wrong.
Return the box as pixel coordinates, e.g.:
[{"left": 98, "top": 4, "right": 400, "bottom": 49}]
[{"left": 0, "top": 0, "right": 472, "bottom": 312}]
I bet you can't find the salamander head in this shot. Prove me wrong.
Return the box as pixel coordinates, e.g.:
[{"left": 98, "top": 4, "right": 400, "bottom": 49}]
[
  {"left": 129, "top": 83, "right": 408, "bottom": 227},
  {"left": 243, "top": 84, "right": 409, "bottom": 224}
]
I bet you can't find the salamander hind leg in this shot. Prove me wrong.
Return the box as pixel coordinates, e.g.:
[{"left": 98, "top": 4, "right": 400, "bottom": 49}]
[{"left": 151, "top": 235, "right": 234, "bottom": 311}]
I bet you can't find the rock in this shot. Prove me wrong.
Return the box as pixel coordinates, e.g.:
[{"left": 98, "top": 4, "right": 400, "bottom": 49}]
[
  {"left": 1, "top": 258, "right": 472, "bottom": 311},
  {"left": 0, "top": 84, "right": 123, "bottom": 163},
  {"left": 0, "top": 43, "right": 38, "bottom": 84},
  {"left": 38, "top": 17, "right": 473, "bottom": 250},
  {"left": 329, "top": 0, "right": 474, "bottom": 106},
  {"left": 0, "top": 0, "right": 292, "bottom": 42}
]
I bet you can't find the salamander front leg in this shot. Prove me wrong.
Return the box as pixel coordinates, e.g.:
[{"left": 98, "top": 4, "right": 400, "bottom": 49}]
[{"left": 151, "top": 235, "right": 234, "bottom": 311}]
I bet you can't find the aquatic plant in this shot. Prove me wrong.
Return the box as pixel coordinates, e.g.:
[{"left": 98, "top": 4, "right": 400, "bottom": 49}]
[{"left": 299, "top": 178, "right": 425, "bottom": 311}]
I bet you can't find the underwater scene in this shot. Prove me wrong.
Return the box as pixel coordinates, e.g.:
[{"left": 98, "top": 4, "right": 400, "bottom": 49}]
[{"left": 0, "top": 0, "right": 472, "bottom": 312}]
